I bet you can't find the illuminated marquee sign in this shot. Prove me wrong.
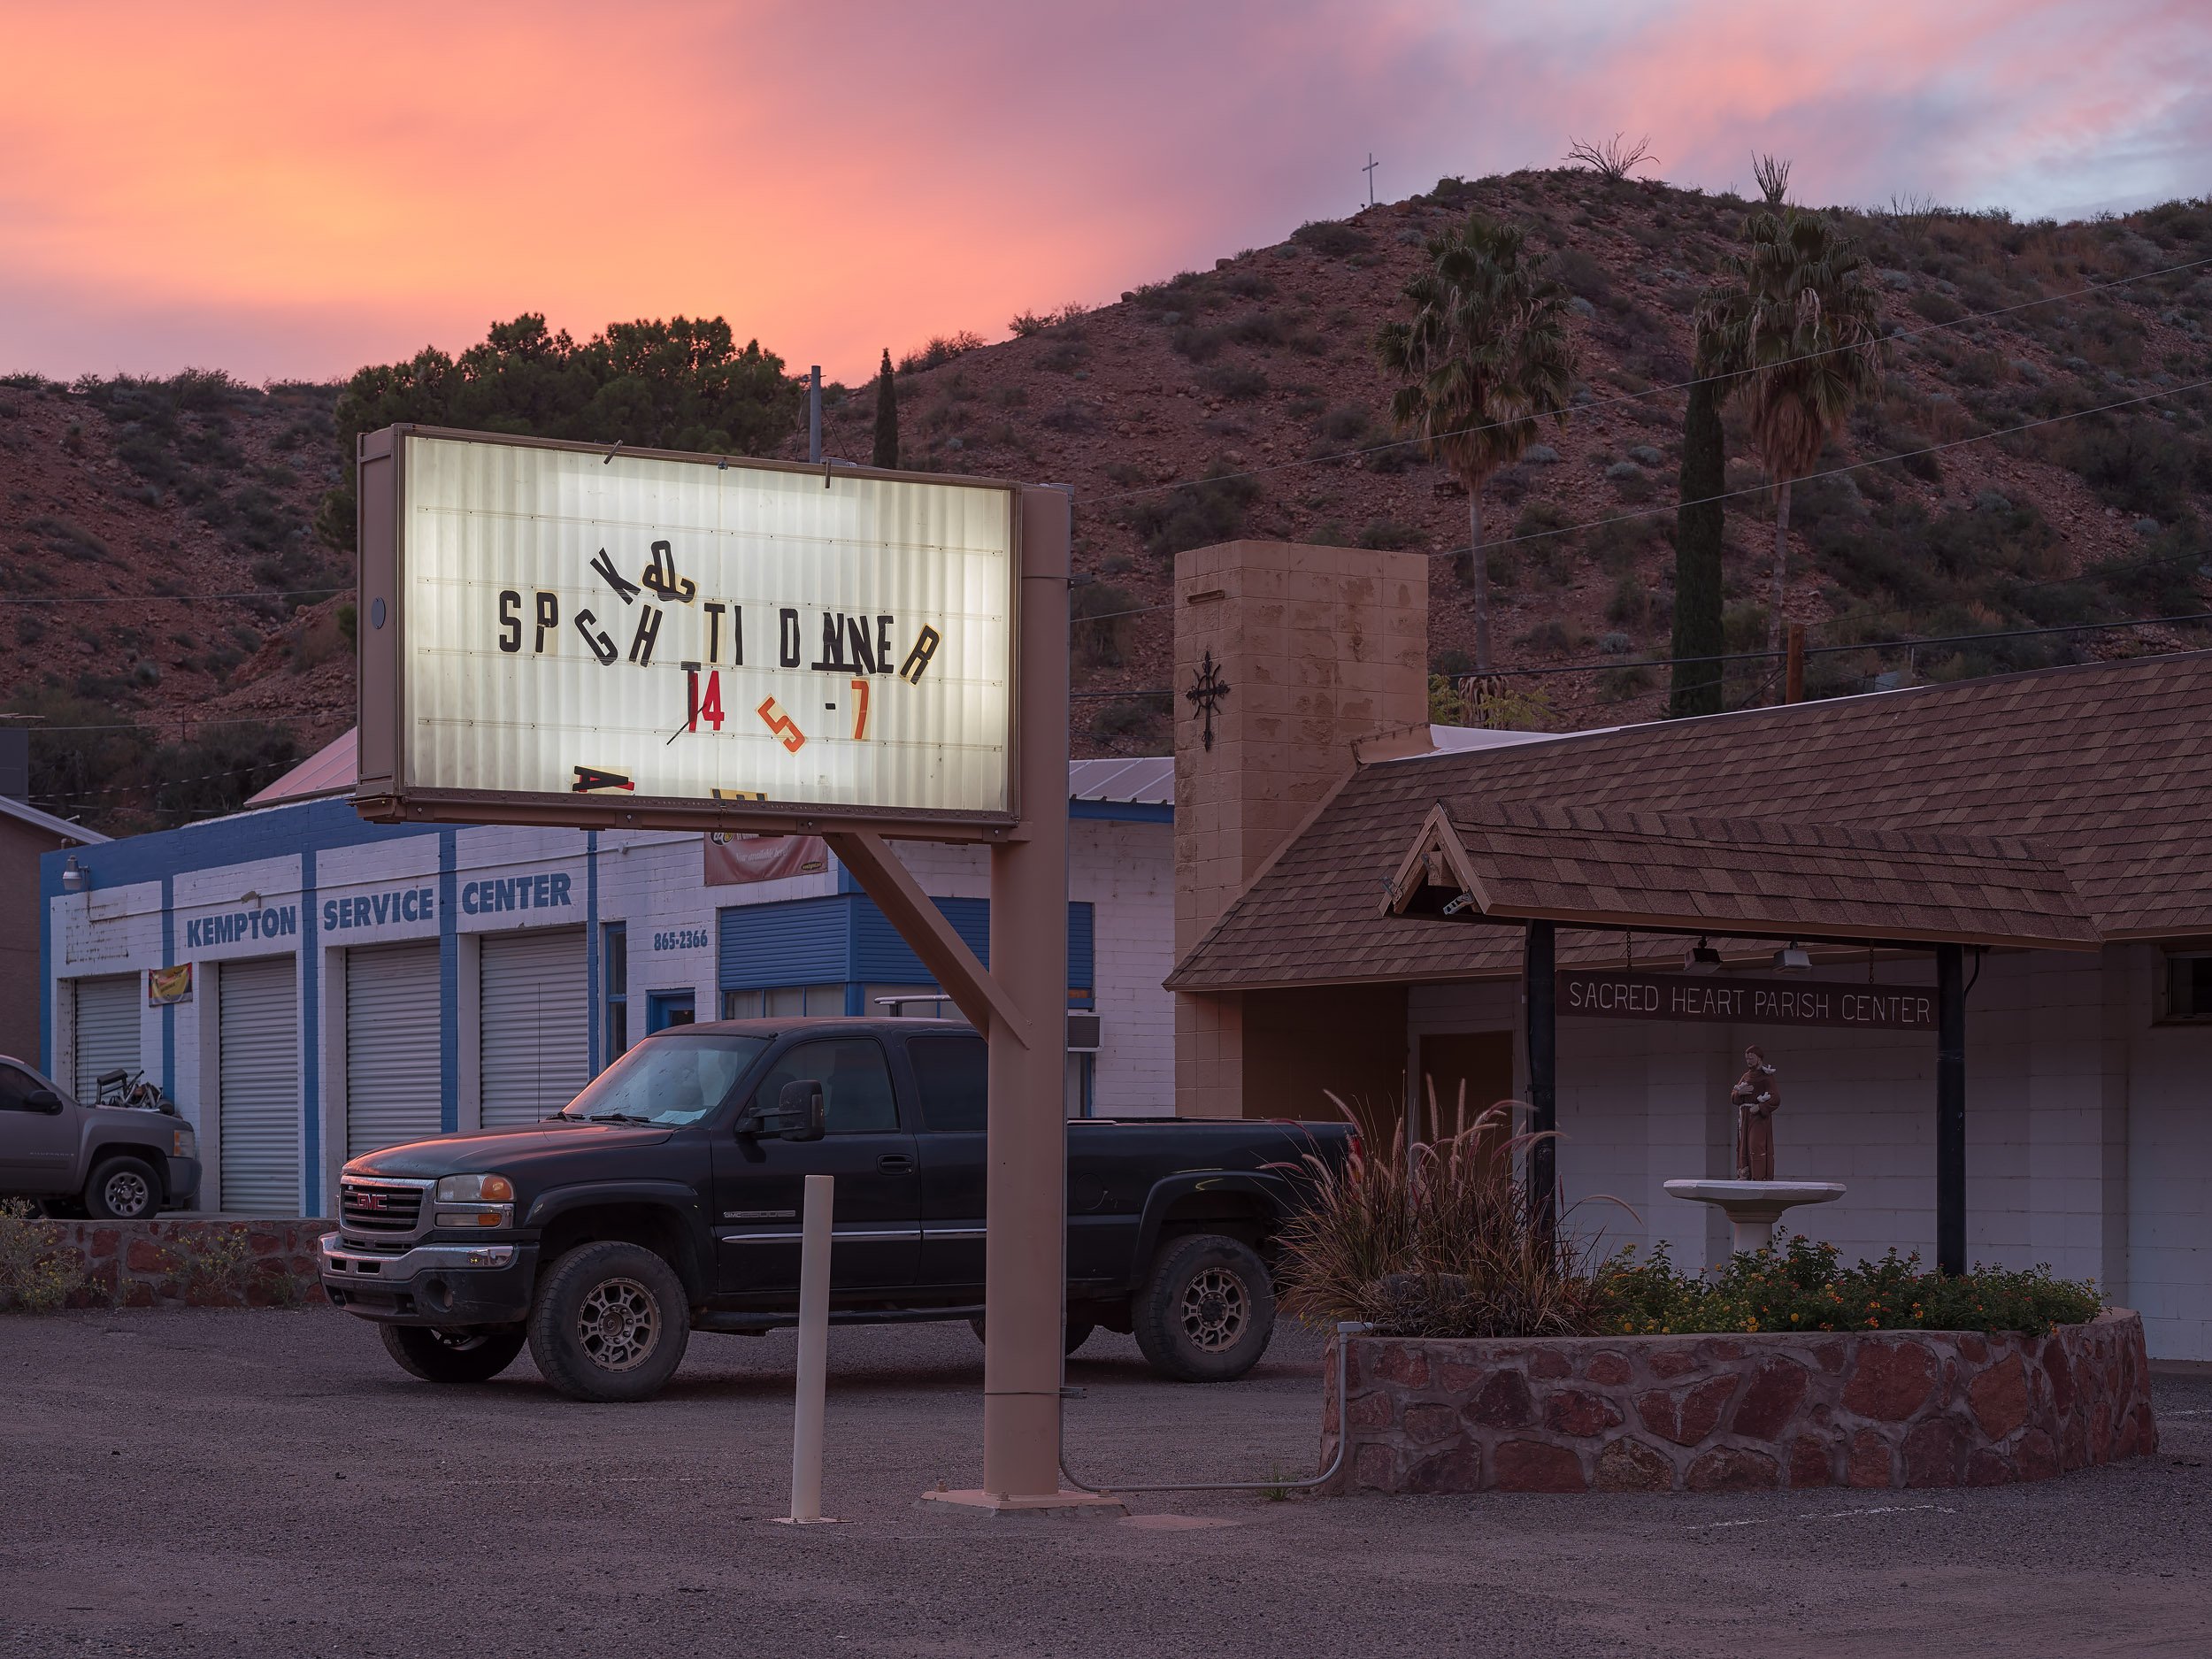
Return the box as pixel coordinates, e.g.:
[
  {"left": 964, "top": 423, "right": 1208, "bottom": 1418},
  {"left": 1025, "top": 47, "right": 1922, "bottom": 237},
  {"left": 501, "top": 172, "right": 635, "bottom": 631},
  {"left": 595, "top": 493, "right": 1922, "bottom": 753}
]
[{"left": 356, "top": 428, "right": 1018, "bottom": 832}]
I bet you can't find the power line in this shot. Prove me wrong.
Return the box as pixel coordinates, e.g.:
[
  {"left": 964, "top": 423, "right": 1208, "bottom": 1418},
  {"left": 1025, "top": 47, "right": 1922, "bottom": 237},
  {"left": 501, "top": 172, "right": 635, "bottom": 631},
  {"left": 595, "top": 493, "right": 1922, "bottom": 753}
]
[
  {"left": 1461, "top": 610, "right": 2212, "bottom": 681},
  {"left": 0, "top": 586, "right": 349, "bottom": 607}
]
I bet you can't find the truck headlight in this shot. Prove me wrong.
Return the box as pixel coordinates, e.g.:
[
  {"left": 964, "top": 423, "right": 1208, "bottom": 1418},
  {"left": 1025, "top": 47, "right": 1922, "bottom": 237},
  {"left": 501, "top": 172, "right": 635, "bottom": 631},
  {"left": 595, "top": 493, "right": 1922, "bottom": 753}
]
[
  {"left": 172, "top": 1127, "right": 196, "bottom": 1158},
  {"left": 435, "top": 1173, "right": 514, "bottom": 1203}
]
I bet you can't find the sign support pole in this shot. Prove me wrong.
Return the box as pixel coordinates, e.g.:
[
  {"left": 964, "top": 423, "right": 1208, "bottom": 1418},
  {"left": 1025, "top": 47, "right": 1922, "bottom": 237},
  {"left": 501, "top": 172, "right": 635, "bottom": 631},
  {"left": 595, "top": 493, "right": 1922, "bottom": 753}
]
[{"left": 849, "top": 485, "right": 1117, "bottom": 1517}]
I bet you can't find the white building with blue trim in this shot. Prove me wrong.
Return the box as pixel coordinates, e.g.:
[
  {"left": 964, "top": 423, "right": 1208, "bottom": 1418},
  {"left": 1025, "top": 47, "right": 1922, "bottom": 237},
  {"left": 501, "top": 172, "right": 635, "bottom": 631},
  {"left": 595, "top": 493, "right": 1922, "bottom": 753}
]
[{"left": 36, "top": 733, "right": 1172, "bottom": 1217}]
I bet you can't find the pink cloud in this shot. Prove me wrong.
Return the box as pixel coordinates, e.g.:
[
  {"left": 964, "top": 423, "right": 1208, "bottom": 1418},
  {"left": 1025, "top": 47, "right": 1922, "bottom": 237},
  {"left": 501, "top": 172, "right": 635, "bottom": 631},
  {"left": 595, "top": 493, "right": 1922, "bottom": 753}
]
[{"left": 0, "top": 0, "right": 2201, "bottom": 385}]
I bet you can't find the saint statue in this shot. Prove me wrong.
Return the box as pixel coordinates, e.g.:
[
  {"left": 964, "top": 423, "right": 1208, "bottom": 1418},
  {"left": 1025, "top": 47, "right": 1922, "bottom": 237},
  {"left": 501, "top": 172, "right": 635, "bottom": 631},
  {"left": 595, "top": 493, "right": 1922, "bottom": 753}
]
[{"left": 1731, "top": 1045, "right": 1780, "bottom": 1181}]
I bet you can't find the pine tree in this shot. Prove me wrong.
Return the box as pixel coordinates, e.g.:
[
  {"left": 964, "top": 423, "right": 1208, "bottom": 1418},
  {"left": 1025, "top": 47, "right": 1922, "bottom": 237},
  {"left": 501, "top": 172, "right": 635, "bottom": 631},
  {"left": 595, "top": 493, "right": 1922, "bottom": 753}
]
[
  {"left": 1669, "top": 371, "right": 1727, "bottom": 718},
  {"left": 872, "top": 349, "right": 899, "bottom": 469}
]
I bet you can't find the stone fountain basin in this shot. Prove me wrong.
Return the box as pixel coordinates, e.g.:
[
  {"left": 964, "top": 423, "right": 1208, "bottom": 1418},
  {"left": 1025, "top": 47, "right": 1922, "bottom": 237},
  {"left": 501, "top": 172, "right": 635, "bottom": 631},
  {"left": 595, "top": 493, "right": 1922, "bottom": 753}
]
[{"left": 1664, "top": 1179, "right": 1846, "bottom": 1253}]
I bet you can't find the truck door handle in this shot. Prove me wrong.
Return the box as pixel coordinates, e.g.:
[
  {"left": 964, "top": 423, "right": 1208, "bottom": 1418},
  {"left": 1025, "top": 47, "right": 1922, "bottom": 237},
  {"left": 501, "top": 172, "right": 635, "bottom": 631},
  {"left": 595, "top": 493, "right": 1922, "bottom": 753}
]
[{"left": 877, "top": 1155, "right": 914, "bottom": 1175}]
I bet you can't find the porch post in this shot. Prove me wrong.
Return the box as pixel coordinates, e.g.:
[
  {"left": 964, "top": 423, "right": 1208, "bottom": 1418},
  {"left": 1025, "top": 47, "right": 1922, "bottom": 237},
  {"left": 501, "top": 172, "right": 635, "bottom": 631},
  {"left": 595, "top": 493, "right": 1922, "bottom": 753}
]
[
  {"left": 1936, "top": 942, "right": 1966, "bottom": 1276},
  {"left": 1525, "top": 920, "right": 1557, "bottom": 1234}
]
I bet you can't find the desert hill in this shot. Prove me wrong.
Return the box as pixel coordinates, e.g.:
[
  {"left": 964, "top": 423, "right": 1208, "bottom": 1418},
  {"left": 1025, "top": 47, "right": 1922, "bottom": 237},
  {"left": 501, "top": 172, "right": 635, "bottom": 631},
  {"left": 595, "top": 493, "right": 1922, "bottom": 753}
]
[
  {"left": 5, "top": 168, "right": 2208, "bottom": 829},
  {"left": 805, "top": 172, "right": 2212, "bottom": 749}
]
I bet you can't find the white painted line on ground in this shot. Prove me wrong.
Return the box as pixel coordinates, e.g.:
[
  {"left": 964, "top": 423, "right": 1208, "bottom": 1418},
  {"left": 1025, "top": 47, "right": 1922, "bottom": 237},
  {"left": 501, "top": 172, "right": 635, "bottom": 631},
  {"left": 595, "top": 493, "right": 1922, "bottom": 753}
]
[{"left": 1693, "top": 1503, "right": 1959, "bottom": 1532}]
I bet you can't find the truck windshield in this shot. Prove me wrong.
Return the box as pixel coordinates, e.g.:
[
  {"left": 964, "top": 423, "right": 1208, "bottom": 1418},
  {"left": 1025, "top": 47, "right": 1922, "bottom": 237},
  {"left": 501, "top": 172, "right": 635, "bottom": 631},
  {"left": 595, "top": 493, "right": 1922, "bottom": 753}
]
[{"left": 556, "top": 1035, "right": 769, "bottom": 1126}]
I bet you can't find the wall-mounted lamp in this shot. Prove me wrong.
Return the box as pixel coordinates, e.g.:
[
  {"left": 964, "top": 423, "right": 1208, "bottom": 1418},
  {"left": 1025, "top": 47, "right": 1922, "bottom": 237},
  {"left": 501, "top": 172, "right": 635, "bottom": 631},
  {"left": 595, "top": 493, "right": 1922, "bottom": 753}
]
[
  {"left": 240, "top": 890, "right": 262, "bottom": 910},
  {"left": 1683, "top": 936, "right": 1721, "bottom": 974},
  {"left": 61, "top": 856, "right": 88, "bottom": 894},
  {"left": 1773, "top": 941, "right": 1812, "bottom": 973}
]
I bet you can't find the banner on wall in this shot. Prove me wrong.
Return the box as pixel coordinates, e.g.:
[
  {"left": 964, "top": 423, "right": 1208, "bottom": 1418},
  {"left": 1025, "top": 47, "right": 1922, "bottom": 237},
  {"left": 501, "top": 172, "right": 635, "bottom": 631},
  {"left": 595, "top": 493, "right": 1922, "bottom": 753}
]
[
  {"left": 147, "top": 964, "right": 193, "bottom": 1006},
  {"left": 704, "top": 834, "right": 831, "bottom": 887}
]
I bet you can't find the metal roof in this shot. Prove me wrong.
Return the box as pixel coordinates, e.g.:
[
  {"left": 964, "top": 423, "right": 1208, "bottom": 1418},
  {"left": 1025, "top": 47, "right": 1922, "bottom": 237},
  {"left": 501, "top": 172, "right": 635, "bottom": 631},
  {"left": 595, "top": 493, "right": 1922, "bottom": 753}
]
[
  {"left": 1067, "top": 756, "right": 1173, "bottom": 806},
  {"left": 250, "top": 728, "right": 1173, "bottom": 810},
  {"left": 0, "top": 793, "right": 107, "bottom": 846}
]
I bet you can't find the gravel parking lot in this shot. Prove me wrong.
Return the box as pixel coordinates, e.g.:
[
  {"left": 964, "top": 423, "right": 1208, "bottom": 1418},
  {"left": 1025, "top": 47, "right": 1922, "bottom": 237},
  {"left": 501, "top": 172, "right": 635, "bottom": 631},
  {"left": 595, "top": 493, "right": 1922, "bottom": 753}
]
[{"left": 3, "top": 1308, "right": 2208, "bottom": 1658}]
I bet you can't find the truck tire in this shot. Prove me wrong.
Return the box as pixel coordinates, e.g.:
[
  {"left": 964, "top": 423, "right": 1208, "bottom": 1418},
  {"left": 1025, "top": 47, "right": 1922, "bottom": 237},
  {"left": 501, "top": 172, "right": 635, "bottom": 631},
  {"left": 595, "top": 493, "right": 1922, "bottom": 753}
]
[
  {"left": 380, "top": 1324, "right": 526, "bottom": 1384},
  {"left": 1132, "top": 1233, "right": 1274, "bottom": 1383},
  {"left": 527, "top": 1241, "right": 690, "bottom": 1403},
  {"left": 85, "top": 1156, "right": 162, "bottom": 1220},
  {"left": 966, "top": 1315, "right": 1098, "bottom": 1356}
]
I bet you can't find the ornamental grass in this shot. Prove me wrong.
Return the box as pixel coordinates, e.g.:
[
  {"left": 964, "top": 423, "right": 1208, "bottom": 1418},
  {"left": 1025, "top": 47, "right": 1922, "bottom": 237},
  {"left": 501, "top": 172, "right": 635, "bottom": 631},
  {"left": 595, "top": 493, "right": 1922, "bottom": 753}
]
[{"left": 1272, "top": 1086, "right": 1607, "bottom": 1339}]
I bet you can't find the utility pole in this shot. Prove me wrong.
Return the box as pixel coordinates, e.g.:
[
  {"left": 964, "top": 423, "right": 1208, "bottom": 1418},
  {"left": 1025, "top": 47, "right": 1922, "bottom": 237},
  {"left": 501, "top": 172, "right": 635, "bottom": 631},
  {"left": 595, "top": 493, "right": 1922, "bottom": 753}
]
[
  {"left": 1363, "top": 152, "right": 1379, "bottom": 208},
  {"left": 808, "top": 365, "right": 822, "bottom": 465},
  {"left": 1784, "top": 621, "right": 1806, "bottom": 704}
]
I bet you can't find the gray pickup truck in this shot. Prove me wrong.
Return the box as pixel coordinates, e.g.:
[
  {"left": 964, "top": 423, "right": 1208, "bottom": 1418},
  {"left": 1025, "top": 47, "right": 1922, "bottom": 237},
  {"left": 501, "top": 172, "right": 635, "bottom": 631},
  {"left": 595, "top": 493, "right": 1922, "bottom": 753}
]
[{"left": 0, "top": 1056, "right": 202, "bottom": 1219}]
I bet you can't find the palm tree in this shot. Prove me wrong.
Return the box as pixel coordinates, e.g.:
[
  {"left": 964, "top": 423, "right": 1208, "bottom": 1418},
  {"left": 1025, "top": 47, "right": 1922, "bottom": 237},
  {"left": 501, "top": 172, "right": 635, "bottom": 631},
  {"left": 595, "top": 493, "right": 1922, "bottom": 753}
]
[
  {"left": 1698, "top": 208, "right": 1886, "bottom": 665},
  {"left": 1377, "top": 216, "right": 1576, "bottom": 671}
]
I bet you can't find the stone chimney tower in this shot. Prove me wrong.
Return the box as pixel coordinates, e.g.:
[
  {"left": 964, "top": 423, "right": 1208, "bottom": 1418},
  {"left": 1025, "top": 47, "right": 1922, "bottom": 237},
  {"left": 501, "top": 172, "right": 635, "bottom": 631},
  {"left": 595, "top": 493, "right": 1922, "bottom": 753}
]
[{"left": 1171, "top": 540, "right": 1429, "bottom": 1118}]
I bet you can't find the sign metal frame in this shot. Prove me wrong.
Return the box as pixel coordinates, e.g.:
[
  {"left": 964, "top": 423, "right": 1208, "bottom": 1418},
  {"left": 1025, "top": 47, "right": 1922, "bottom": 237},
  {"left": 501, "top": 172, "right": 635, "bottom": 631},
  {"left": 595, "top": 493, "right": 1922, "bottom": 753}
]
[{"left": 353, "top": 425, "right": 1025, "bottom": 841}]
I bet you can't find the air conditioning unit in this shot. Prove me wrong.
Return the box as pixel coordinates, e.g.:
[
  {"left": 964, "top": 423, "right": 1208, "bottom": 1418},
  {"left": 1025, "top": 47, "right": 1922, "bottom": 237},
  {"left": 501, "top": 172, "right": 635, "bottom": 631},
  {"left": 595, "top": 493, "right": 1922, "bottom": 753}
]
[{"left": 1066, "top": 1013, "right": 1102, "bottom": 1053}]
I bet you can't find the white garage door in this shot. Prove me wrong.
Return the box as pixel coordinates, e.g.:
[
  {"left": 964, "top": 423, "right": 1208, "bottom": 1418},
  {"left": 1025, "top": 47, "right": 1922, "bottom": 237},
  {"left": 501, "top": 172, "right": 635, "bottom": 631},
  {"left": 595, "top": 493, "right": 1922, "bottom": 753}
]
[
  {"left": 346, "top": 942, "right": 442, "bottom": 1157},
  {"left": 71, "top": 974, "right": 141, "bottom": 1101},
  {"left": 218, "top": 956, "right": 299, "bottom": 1214},
  {"left": 481, "top": 927, "right": 589, "bottom": 1127}
]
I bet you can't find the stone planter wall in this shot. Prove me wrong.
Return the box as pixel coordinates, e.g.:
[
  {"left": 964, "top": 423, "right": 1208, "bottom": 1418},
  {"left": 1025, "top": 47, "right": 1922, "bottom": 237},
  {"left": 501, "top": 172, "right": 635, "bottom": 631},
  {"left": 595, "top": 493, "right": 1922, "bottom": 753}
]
[
  {"left": 7, "top": 1218, "right": 334, "bottom": 1310},
  {"left": 1321, "top": 1310, "right": 2155, "bottom": 1494}
]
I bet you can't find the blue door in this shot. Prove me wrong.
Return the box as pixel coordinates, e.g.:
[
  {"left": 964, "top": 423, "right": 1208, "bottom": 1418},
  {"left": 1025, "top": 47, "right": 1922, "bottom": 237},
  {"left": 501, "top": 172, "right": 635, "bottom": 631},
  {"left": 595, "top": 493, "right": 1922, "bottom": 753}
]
[{"left": 646, "top": 990, "right": 695, "bottom": 1033}]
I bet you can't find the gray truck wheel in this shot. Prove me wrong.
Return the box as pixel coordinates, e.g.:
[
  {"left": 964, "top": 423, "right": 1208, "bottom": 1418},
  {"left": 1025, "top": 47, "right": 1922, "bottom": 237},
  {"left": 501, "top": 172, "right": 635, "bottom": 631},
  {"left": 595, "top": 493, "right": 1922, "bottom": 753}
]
[
  {"left": 85, "top": 1156, "right": 161, "bottom": 1220},
  {"left": 1132, "top": 1233, "right": 1275, "bottom": 1383},
  {"left": 527, "top": 1241, "right": 690, "bottom": 1402},
  {"left": 380, "top": 1325, "right": 526, "bottom": 1384}
]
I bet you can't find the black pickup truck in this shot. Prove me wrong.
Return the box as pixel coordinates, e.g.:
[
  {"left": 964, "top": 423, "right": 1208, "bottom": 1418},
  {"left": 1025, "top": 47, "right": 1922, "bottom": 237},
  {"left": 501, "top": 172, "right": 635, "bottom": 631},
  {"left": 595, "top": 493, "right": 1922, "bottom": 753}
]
[{"left": 321, "top": 1018, "right": 1355, "bottom": 1402}]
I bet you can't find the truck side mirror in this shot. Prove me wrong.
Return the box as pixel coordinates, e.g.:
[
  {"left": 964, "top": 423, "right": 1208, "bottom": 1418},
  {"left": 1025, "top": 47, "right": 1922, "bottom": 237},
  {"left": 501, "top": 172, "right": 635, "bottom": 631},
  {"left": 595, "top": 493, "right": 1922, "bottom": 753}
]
[
  {"left": 27, "top": 1088, "right": 65, "bottom": 1115},
  {"left": 741, "top": 1080, "right": 826, "bottom": 1141},
  {"left": 779, "top": 1080, "right": 826, "bottom": 1143}
]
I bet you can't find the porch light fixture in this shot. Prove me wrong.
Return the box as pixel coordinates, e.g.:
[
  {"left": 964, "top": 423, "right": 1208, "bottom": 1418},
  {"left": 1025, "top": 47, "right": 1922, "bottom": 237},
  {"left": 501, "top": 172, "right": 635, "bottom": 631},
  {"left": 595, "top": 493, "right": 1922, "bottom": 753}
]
[
  {"left": 1773, "top": 941, "right": 1812, "bottom": 973},
  {"left": 60, "top": 856, "right": 88, "bottom": 894},
  {"left": 1683, "top": 936, "right": 1721, "bottom": 974}
]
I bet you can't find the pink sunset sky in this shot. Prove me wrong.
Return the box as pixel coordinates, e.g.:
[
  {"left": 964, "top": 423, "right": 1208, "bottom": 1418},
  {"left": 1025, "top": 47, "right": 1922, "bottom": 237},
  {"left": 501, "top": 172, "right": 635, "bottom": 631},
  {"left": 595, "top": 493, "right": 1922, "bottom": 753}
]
[{"left": 2, "top": 0, "right": 2206, "bottom": 387}]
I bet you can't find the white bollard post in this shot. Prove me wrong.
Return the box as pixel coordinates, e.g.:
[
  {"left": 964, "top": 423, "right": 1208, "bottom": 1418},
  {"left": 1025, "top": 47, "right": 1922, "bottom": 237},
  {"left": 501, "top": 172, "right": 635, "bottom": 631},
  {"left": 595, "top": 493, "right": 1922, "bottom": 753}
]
[{"left": 782, "top": 1171, "right": 835, "bottom": 1525}]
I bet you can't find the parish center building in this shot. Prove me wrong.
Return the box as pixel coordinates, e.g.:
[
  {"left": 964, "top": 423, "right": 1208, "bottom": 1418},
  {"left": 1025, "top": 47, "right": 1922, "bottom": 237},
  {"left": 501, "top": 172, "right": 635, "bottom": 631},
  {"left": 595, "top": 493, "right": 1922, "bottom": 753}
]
[{"left": 1165, "top": 539, "right": 2212, "bottom": 1363}]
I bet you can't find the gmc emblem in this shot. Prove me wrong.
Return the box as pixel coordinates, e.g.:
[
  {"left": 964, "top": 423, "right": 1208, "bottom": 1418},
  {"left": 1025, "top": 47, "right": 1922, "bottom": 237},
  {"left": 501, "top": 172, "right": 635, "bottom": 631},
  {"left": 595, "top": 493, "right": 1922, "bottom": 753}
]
[{"left": 355, "top": 1192, "right": 388, "bottom": 1210}]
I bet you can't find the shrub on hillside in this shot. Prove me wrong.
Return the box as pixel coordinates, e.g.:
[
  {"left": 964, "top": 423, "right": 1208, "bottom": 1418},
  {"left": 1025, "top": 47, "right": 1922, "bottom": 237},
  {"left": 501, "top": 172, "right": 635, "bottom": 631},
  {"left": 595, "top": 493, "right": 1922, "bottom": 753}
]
[
  {"left": 1070, "top": 581, "right": 1138, "bottom": 669},
  {"left": 1118, "top": 467, "right": 1262, "bottom": 560},
  {"left": 1292, "top": 219, "right": 1371, "bottom": 258},
  {"left": 1197, "top": 365, "right": 1268, "bottom": 402}
]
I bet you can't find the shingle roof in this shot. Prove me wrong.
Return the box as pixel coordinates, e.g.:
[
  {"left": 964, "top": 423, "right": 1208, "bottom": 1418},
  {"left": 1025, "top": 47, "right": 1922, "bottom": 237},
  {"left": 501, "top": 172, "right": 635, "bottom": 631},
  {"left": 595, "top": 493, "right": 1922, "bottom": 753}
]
[
  {"left": 1170, "top": 650, "right": 2212, "bottom": 991},
  {"left": 1384, "top": 802, "right": 2098, "bottom": 952}
]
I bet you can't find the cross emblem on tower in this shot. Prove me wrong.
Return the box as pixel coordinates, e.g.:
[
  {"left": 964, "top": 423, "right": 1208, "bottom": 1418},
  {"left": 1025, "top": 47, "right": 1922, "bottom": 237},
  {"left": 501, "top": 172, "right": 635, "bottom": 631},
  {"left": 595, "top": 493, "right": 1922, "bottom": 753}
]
[{"left": 1186, "top": 649, "right": 1231, "bottom": 752}]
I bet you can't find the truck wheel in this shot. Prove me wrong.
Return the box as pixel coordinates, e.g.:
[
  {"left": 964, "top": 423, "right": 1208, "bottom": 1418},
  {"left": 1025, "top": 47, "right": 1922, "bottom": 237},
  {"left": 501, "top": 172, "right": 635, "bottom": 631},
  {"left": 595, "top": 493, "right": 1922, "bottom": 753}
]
[
  {"left": 380, "top": 1325, "right": 526, "bottom": 1384},
  {"left": 966, "top": 1315, "right": 1099, "bottom": 1356},
  {"left": 1132, "top": 1233, "right": 1274, "bottom": 1383},
  {"left": 527, "top": 1241, "right": 690, "bottom": 1403},
  {"left": 85, "top": 1156, "right": 161, "bottom": 1220}
]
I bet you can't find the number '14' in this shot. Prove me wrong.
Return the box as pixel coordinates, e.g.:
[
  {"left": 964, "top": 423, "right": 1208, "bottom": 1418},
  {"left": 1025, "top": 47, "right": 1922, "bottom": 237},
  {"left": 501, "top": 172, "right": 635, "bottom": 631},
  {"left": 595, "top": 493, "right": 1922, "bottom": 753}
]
[{"left": 687, "top": 670, "right": 726, "bottom": 732}]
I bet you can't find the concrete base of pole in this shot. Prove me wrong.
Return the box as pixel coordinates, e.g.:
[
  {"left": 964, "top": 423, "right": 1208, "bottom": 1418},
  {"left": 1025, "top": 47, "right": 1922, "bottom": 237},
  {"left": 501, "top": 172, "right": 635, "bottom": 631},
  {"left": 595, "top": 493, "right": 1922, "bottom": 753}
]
[{"left": 920, "top": 1488, "right": 1127, "bottom": 1518}]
